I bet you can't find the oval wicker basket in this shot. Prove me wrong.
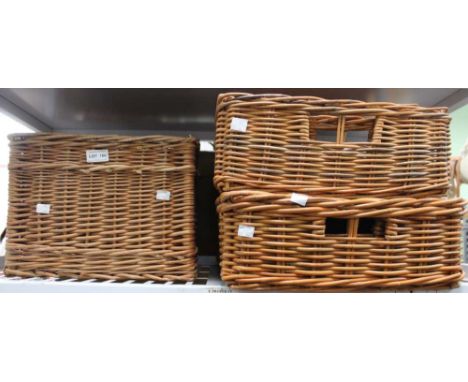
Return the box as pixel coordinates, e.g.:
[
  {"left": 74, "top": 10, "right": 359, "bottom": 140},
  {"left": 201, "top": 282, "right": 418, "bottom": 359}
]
[
  {"left": 215, "top": 93, "right": 451, "bottom": 197},
  {"left": 5, "top": 133, "right": 197, "bottom": 281},
  {"left": 218, "top": 190, "right": 465, "bottom": 291}
]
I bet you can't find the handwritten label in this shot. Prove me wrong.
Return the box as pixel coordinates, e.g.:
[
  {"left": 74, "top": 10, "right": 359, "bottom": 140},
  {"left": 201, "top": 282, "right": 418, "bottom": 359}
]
[
  {"left": 237, "top": 224, "right": 255, "bottom": 238},
  {"left": 86, "top": 149, "right": 109, "bottom": 163},
  {"left": 290, "top": 192, "right": 308, "bottom": 206},
  {"left": 156, "top": 190, "right": 171, "bottom": 201},
  {"left": 36, "top": 203, "right": 51, "bottom": 214},
  {"left": 230, "top": 117, "right": 248, "bottom": 132}
]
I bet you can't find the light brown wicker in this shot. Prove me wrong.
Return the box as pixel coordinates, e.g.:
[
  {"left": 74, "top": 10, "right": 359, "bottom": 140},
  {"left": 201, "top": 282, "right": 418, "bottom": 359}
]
[
  {"left": 5, "top": 133, "right": 197, "bottom": 281},
  {"left": 218, "top": 190, "right": 465, "bottom": 291},
  {"left": 215, "top": 93, "right": 451, "bottom": 197}
]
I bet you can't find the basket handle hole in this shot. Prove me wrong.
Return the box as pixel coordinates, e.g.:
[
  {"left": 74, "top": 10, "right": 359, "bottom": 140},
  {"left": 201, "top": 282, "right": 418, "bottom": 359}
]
[
  {"left": 310, "top": 116, "right": 383, "bottom": 144},
  {"left": 325, "top": 217, "right": 387, "bottom": 237}
]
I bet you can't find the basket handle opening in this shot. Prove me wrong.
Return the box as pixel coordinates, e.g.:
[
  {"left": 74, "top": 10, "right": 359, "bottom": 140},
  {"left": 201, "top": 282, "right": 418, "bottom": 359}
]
[
  {"left": 324, "top": 217, "right": 387, "bottom": 238},
  {"left": 309, "top": 115, "right": 384, "bottom": 144}
]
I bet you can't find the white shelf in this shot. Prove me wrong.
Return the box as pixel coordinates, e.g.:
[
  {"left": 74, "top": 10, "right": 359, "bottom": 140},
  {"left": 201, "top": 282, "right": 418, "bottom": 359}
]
[
  {"left": 1, "top": 272, "right": 468, "bottom": 293},
  {"left": 1, "top": 260, "right": 466, "bottom": 293},
  {"left": 0, "top": 268, "right": 232, "bottom": 293}
]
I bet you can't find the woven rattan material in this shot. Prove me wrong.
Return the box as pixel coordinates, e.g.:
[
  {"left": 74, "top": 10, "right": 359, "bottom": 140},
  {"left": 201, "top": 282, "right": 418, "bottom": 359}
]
[
  {"left": 218, "top": 190, "right": 465, "bottom": 291},
  {"left": 5, "top": 133, "right": 197, "bottom": 281},
  {"left": 215, "top": 93, "right": 451, "bottom": 197}
]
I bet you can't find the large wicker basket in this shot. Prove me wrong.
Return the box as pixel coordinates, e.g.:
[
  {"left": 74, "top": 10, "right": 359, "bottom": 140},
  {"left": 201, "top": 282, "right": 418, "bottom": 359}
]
[
  {"left": 5, "top": 133, "right": 197, "bottom": 281},
  {"left": 215, "top": 93, "right": 451, "bottom": 197},
  {"left": 218, "top": 190, "right": 465, "bottom": 291}
]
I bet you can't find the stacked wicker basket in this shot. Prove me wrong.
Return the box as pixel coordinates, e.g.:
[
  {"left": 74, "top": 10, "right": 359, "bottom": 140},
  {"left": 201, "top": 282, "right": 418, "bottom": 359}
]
[
  {"left": 5, "top": 133, "right": 197, "bottom": 281},
  {"left": 215, "top": 92, "right": 465, "bottom": 291}
]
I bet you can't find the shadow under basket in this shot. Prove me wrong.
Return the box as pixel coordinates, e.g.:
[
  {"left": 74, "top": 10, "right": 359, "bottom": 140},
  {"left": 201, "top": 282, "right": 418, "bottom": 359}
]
[
  {"left": 217, "top": 190, "right": 465, "bottom": 291},
  {"left": 5, "top": 133, "right": 197, "bottom": 282}
]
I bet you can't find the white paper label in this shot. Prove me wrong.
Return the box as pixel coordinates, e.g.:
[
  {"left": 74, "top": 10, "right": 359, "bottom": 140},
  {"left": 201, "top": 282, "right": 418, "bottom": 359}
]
[
  {"left": 290, "top": 192, "right": 309, "bottom": 207},
  {"left": 36, "top": 203, "right": 51, "bottom": 214},
  {"left": 237, "top": 224, "right": 255, "bottom": 238},
  {"left": 230, "top": 117, "right": 248, "bottom": 132},
  {"left": 156, "top": 190, "right": 171, "bottom": 201},
  {"left": 86, "top": 149, "right": 109, "bottom": 163}
]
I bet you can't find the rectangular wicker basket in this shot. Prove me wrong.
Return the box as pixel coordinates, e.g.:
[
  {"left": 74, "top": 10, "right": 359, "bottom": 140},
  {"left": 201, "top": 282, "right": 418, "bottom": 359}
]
[
  {"left": 218, "top": 190, "right": 465, "bottom": 291},
  {"left": 5, "top": 133, "right": 197, "bottom": 281},
  {"left": 215, "top": 93, "right": 451, "bottom": 197}
]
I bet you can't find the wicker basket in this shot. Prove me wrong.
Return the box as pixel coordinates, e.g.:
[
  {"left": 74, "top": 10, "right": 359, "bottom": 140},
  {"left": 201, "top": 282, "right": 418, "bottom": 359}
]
[
  {"left": 5, "top": 133, "right": 197, "bottom": 281},
  {"left": 218, "top": 190, "right": 465, "bottom": 291},
  {"left": 215, "top": 93, "right": 451, "bottom": 197}
]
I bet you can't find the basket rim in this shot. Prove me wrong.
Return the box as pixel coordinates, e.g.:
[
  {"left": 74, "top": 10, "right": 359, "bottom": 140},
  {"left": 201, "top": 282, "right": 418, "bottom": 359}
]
[
  {"left": 8, "top": 132, "right": 198, "bottom": 144},
  {"left": 216, "top": 92, "right": 450, "bottom": 116},
  {"left": 217, "top": 189, "right": 466, "bottom": 217}
]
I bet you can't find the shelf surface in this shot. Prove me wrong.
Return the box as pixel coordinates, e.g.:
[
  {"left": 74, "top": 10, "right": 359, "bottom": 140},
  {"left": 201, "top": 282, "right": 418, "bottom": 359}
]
[
  {"left": 1, "top": 269, "right": 467, "bottom": 293},
  {"left": 2, "top": 256, "right": 466, "bottom": 293},
  {"left": 0, "top": 266, "right": 232, "bottom": 293}
]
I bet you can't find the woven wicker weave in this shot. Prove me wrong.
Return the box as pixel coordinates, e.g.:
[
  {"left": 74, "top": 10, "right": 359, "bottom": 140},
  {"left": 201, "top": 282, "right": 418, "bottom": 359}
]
[
  {"left": 215, "top": 93, "right": 451, "bottom": 197},
  {"left": 5, "top": 133, "right": 197, "bottom": 281},
  {"left": 218, "top": 190, "right": 465, "bottom": 291}
]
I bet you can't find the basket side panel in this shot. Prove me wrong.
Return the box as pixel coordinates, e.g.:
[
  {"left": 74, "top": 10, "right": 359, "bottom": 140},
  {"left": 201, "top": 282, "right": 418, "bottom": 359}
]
[
  {"left": 218, "top": 193, "right": 464, "bottom": 291},
  {"left": 214, "top": 94, "right": 451, "bottom": 197},
  {"left": 5, "top": 134, "right": 197, "bottom": 281}
]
